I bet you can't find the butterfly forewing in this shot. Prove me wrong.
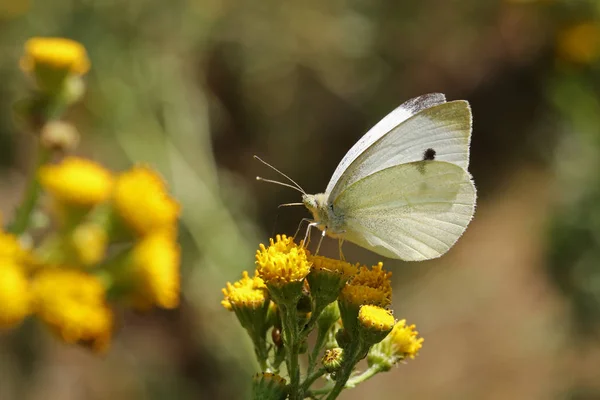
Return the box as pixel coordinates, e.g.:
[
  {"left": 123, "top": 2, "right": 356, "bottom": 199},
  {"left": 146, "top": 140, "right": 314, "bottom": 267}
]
[
  {"left": 325, "top": 93, "right": 447, "bottom": 196},
  {"left": 327, "top": 100, "right": 472, "bottom": 202}
]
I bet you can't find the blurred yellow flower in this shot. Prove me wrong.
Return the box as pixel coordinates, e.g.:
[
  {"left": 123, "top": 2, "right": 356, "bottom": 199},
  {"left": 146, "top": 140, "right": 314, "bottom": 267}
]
[
  {"left": 113, "top": 166, "right": 180, "bottom": 236},
  {"left": 39, "top": 157, "right": 113, "bottom": 207},
  {"left": 31, "top": 269, "right": 112, "bottom": 352},
  {"left": 0, "top": 261, "right": 30, "bottom": 328},
  {"left": 388, "top": 319, "right": 424, "bottom": 360},
  {"left": 557, "top": 22, "right": 600, "bottom": 65},
  {"left": 20, "top": 37, "right": 90, "bottom": 75},
  {"left": 255, "top": 235, "right": 311, "bottom": 287},
  {"left": 0, "top": 231, "right": 29, "bottom": 263},
  {"left": 131, "top": 233, "right": 180, "bottom": 309},
  {"left": 71, "top": 223, "right": 107, "bottom": 266},
  {"left": 221, "top": 270, "right": 267, "bottom": 311}
]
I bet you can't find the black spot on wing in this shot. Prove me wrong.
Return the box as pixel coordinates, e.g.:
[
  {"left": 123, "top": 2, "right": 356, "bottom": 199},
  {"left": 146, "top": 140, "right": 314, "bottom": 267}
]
[{"left": 423, "top": 148, "right": 436, "bottom": 161}]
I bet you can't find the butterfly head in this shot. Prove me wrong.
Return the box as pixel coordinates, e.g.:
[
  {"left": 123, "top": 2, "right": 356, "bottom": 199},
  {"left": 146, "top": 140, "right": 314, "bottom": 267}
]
[{"left": 302, "top": 193, "right": 329, "bottom": 224}]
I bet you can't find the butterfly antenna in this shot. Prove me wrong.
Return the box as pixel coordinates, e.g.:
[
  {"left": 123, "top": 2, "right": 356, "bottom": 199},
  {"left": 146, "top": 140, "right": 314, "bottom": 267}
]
[
  {"left": 278, "top": 202, "right": 304, "bottom": 208},
  {"left": 254, "top": 155, "right": 306, "bottom": 195},
  {"left": 256, "top": 177, "right": 305, "bottom": 193}
]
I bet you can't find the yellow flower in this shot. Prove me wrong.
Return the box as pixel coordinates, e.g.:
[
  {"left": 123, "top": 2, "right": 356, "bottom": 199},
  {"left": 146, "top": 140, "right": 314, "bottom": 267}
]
[
  {"left": 71, "top": 223, "right": 107, "bottom": 265},
  {"left": 0, "top": 261, "right": 30, "bottom": 329},
  {"left": 350, "top": 263, "right": 392, "bottom": 298},
  {"left": 221, "top": 271, "right": 267, "bottom": 311},
  {"left": 388, "top": 319, "right": 424, "bottom": 360},
  {"left": 31, "top": 269, "right": 112, "bottom": 352},
  {"left": 255, "top": 235, "right": 311, "bottom": 287},
  {"left": 307, "top": 255, "right": 357, "bottom": 310},
  {"left": 339, "top": 262, "right": 392, "bottom": 308},
  {"left": 339, "top": 284, "right": 390, "bottom": 308},
  {"left": 39, "top": 157, "right": 113, "bottom": 207},
  {"left": 113, "top": 166, "right": 180, "bottom": 236},
  {"left": 131, "top": 233, "right": 180, "bottom": 309},
  {"left": 0, "top": 232, "right": 29, "bottom": 263},
  {"left": 367, "top": 319, "right": 423, "bottom": 371},
  {"left": 338, "top": 262, "right": 392, "bottom": 339},
  {"left": 358, "top": 305, "right": 395, "bottom": 345},
  {"left": 20, "top": 37, "right": 90, "bottom": 75},
  {"left": 557, "top": 22, "right": 600, "bottom": 65},
  {"left": 309, "top": 255, "right": 357, "bottom": 280},
  {"left": 358, "top": 305, "right": 395, "bottom": 332}
]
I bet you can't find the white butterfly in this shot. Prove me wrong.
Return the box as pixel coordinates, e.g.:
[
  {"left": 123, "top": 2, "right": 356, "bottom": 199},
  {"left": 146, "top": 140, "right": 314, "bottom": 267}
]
[{"left": 258, "top": 93, "right": 476, "bottom": 261}]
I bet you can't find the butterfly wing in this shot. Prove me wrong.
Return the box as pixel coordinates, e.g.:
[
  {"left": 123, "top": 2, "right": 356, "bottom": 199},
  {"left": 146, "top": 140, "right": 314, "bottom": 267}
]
[
  {"left": 327, "top": 99, "right": 472, "bottom": 202},
  {"left": 333, "top": 161, "right": 476, "bottom": 261},
  {"left": 325, "top": 93, "right": 447, "bottom": 194}
]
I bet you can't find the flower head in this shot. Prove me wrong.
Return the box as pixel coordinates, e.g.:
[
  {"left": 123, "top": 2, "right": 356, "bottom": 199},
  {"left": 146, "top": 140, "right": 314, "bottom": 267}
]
[
  {"left": 388, "top": 319, "right": 424, "bottom": 360},
  {"left": 255, "top": 235, "right": 311, "bottom": 306},
  {"left": 255, "top": 235, "right": 311, "bottom": 287},
  {"left": 39, "top": 157, "right": 113, "bottom": 208},
  {"left": 113, "top": 166, "right": 180, "bottom": 236},
  {"left": 0, "top": 261, "right": 30, "bottom": 328},
  {"left": 71, "top": 223, "right": 107, "bottom": 266},
  {"left": 358, "top": 305, "right": 395, "bottom": 345},
  {"left": 131, "top": 233, "right": 180, "bottom": 309},
  {"left": 350, "top": 263, "right": 392, "bottom": 302},
  {"left": 251, "top": 372, "right": 287, "bottom": 400},
  {"left": 31, "top": 269, "right": 112, "bottom": 352},
  {"left": 221, "top": 271, "right": 267, "bottom": 311},
  {"left": 338, "top": 262, "right": 392, "bottom": 339},
  {"left": 307, "top": 255, "right": 357, "bottom": 312},
  {"left": 20, "top": 37, "right": 90, "bottom": 76},
  {"left": 339, "top": 262, "right": 392, "bottom": 308},
  {"left": 322, "top": 347, "right": 344, "bottom": 373},
  {"left": 310, "top": 255, "right": 357, "bottom": 281},
  {"left": 367, "top": 319, "right": 424, "bottom": 370},
  {"left": 0, "top": 232, "right": 29, "bottom": 263}
]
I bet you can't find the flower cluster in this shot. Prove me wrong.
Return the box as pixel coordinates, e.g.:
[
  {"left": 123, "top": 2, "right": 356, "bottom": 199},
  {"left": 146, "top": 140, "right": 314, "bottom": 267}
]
[
  {"left": 221, "top": 235, "right": 423, "bottom": 399},
  {"left": 0, "top": 37, "right": 182, "bottom": 353}
]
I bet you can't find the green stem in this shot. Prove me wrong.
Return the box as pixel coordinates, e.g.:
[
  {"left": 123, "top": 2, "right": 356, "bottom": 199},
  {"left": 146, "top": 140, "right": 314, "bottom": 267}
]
[
  {"left": 254, "top": 336, "right": 269, "bottom": 371},
  {"left": 346, "top": 364, "right": 384, "bottom": 388},
  {"left": 270, "top": 344, "right": 286, "bottom": 373},
  {"left": 7, "top": 145, "right": 50, "bottom": 235},
  {"left": 301, "top": 366, "right": 327, "bottom": 393},
  {"left": 307, "top": 364, "right": 383, "bottom": 397},
  {"left": 306, "top": 322, "right": 330, "bottom": 377},
  {"left": 281, "top": 305, "right": 300, "bottom": 400},
  {"left": 324, "top": 341, "right": 366, "bottom": 400}
]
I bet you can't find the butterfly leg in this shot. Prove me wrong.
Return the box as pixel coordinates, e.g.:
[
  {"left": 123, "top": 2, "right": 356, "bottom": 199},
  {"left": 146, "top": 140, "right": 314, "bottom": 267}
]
[
  {"left": 338, "top": 238, "right": 346, "bottom": 261},
  {"left": 303, "top": 222, "right": 318, "bottom": 247},
  {"left": 294, "top": 218, "right": 314, "bottom": 241},
  {"left": 315, "top": 228, "right": 327, "bottom": 255}
]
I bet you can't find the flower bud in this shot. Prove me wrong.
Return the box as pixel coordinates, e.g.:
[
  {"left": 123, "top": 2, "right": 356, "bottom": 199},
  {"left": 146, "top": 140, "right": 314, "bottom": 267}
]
[
  {"left": 40, "top": 121, "right": 79, "bottom": 152},
  {"left": 322, "top": 347, "right": 344, "bottom": 373},
  {"left": 251, "top": 372, "right": 287, "bottom": 400}
]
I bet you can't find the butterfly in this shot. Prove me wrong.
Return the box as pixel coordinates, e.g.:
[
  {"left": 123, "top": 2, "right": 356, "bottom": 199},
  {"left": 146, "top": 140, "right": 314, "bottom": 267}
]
[{"left": 258, "top": 93, "right": 476, "bottom": 261}]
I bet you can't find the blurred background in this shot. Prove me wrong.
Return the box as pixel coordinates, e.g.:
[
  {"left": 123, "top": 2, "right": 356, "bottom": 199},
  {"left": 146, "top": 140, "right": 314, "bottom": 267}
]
[{"left": 1, "top": 0, "right": 600, "bottom": 399}]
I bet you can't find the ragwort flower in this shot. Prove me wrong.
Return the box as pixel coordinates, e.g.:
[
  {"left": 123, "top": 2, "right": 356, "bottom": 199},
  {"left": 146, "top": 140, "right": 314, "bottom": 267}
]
[{"left": 31, "top": 269, "right": 113, "bottom": 352}]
